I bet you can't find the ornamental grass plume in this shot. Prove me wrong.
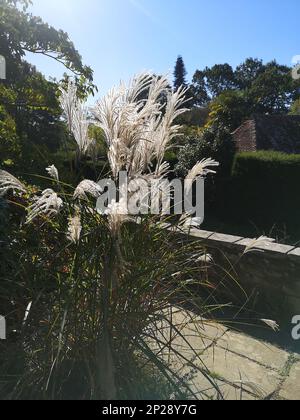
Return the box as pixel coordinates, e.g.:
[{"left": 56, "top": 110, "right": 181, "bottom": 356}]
[
  {"left": 67, "top": 212, "right": 82, "bottom": 244},
  {"left": 92, "top": 72, "right": 218, "bottom": 236},
  {"left": 261, "top": 319, "right": 280, "bottom": 332},
  {"left": 0, "top": 73, "right": 251, "bottom": 401},
  {"left": 185, "top": 158, "right": 220, "bottom": 195},
  {"left": 46, "top": 165, "right": 59, "bottom": 182},
  {"left": 73, "top": 179, "right": 103, "bottom": 200},
  {"left": 92, "top": 73, "right": 188, "bottom": 179},
  {"left": 71, "top": 104, "right": 92, "bottom": 157},
  {"left": 59, "top": 80, "right": 78, "bottom": 132},
  {"left": 243, "top": 236, "right": 275, "bottom": 254},
  {"left": 26, "top": 189, "right": 63, "bottom": 223},
  {"left": 0, "top": 170, "right": 26, "bottom": 196},
  {"left": 59, "top": 80, "right": 93, "bottom": 157}
]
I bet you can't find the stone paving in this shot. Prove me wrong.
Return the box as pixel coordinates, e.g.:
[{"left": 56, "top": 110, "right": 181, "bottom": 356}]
[{"left": 160, "top": 309, "right": 300, "bottom": 400}]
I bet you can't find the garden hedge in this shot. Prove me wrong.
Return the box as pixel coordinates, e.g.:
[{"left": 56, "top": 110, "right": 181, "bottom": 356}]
[{"left": 229, "top": 151, "right": 300, "bottom": 229}]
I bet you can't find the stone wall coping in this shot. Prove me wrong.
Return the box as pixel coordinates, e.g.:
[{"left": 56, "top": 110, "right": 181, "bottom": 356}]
[
  {"left": 187, "top": 229, "right": 300, "bottom": 260},
  {"left": 186, "top": 229, "right": 215, "bottom": 240},
  {"left": 287, "top": 247, "right": 300, "bottom": 261},
  {"left": 255, "top": 242, "right": 295, "bottom": 256},
  {"left": 208, "top": 233, "right": 243, "bottom": 244}
]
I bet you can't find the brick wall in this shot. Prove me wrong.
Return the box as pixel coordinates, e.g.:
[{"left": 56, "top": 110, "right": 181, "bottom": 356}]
[{"left": 233, "top": 120, "right": 257, "bottom": 152}]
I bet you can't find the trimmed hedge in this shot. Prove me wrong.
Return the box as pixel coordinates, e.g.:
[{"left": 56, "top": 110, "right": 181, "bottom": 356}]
[{"left": 230, "top": 151, "right": 300, "bottom": 229}]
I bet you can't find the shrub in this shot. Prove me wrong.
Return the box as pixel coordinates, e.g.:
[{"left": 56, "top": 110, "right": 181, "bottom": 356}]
[
  {"left": 230, "top": 151, "right": 300, "bottom": 228},
  {"left": 175, "top": 128, "right": 235, "bottom": 207},
  {"left": 176, "top": 128, "right": 235, "bottom": 177}
]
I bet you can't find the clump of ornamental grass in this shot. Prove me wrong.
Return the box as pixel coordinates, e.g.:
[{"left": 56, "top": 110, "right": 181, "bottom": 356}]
[{"left": 0, "top": 74, "right": 274, "bottom": 400}]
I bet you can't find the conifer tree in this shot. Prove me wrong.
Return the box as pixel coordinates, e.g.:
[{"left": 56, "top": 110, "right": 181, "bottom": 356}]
[{"left": 174, "top": 56, "right": 187, "bottom": 91}]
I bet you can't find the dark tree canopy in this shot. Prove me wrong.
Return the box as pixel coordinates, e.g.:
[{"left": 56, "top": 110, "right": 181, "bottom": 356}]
[
  {"left": 235, "top": 58, "right": 264, "bottom": 89},
  {"left": 190, "top": 58, "right": 300, "bottom": 128},
  {"left": 248, "top": 61, "right": 297, "bottom": 114},
  {"left": 204, "top": 64, "right": 237, "bottom": 97},
  {"left": 174, "top": 56, "right": 187, "bottom": 91},
  {"left": 191, "top": 70, "right": 210, "bottom": 106}
]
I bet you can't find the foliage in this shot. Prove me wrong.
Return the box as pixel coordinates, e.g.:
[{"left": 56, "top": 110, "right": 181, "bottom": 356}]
[
  {"left": 191, "top": 70, "right": 210, "bottom": 106},
  {"left": 235, "top": 58, "right": 265, "bottom": 89},
  {"left": 203, "top": 64, "right": 236, "bottom": 97},
  {"left": 0, "top": 198, "right": 221, "bottom": 400},
  {"left": 173, "top": 56, "right": 187, "bottom": 91},
  {"left": 248, "top": 61, "right": 298, "bottom": 114},
  {"left": 0, "top": 73, "right": 225, "bottom": 400},
  {"left": 176, "top": 128, "right": 235, "bottom": 177},
  {"left": 175, "top": 128, "right": 235, "bottom": 207},
  {"left": 191, "top": 58, "right": 300, "bottom": 122},
  {"left": 205, "top": 90, "right": 250, "bottom": 132},
  {"left": 0, "top": 0, "right": 95, "bottom": 175},
  {"left": 177, "top": 107, "right": 209, "bottom": 128},
  {"left": 230, "top": 151, "right": 300, "bottom": 228},
  {"left": 0, "top": 68, "right": 67, "bottom": 173},
  {"left": 0, "top": 0, "right": 94, "bottom": 92},
  {"left": 290, "top": 98, "right": 300, "bottom": 115}
]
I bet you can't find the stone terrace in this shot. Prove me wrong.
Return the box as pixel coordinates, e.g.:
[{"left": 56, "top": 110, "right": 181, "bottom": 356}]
[{"left": 160, "top": 309, "right": 300, "bottom": 400}]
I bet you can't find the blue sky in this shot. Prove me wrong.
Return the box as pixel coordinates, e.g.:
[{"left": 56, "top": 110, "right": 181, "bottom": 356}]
[{"left": 28, "top": 0, "right": 300, "bottom": 96}]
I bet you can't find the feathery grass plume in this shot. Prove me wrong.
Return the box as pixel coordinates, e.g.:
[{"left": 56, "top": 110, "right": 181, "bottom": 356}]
[
  {"left": 67, "top": 212, "right": 82, "bottom": 244},
  {"left": 93, "top": 72, "right": 188, "bottom": 179},
  {"left": 93, "top": 73, "right": 219, "bottom": 234},
  {"left": 26, "top": 189, "right": 63, "bottom": 223},
  {"left": 59, "top": 79, "right": 78, "bottom": 132},
  {"left": 59, "top": 79, "right": 79, "bottom": 132},
  {"left": 244, "top": 236, "right": 275, "bottom": 254},
  {"left": 153, "top": 85, "right": 189, "bottom": 169},
  {"left": 105, "top": 198, "right": 133, "bottom": 238},
  {"left": 46, "top": 165, "right": 59, "bottom": 182},
  {"left": 185, "top": 159, "right": 220, "bottom": 194},
  {"left": 71, "top": 104, "right": 93, "bottom": 157},
  {"left": 73, "top": 180, "right": 103, "bottom": 200},
  {"left": 92, "top": 74, "right": 153, "bottom": 178},
  {"left": 59, "top": 80, "right": 92, "bottom": 157},
  {"left": 0, "top": 170, "right": 26, "bottom": 196},
  {"left": 261, "top": 319, "right": 280, "bottom": 332},
  {"left": 196, "top": 254, "right": 213, "bottom": 264}
]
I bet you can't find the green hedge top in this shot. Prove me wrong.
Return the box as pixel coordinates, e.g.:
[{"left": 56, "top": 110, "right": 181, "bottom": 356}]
[{"left": 232, "top": 151, "right": 300, "bottom": 175}]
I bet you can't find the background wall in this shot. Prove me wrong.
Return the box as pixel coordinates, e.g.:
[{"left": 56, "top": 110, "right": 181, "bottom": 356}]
[{"left": 184, "top": 229, "right": 300, "bottom": 328}]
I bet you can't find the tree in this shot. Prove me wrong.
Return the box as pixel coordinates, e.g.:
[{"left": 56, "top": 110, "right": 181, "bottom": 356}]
[
  {"left": 191, "top": 63, "right": 237, "bottom": 103},
  {"left": 206, "top": 90, "right": 251, "bottom": 132},
  {"left": 191, "top": 70, "right": 210, "bottom": 106},
  {"left": 235, "top": 58, "right": 264, "bottom": 89},
  {"left": 0, "top": 0, "right": 95, "bottom": 93},
  {"left": 191, "top": 58, "right": 300, "bottom": 132},
  {"left": 174, "top": 56, "right": 187, "bottom": 91},
  {"left": 0, "top": 0, "right": 95, "bottom": 171},
  {"left": 248, "top": 61, "right": 298, "bottom": 114},
  {"left": 204, "top": 64, "right": 237, "bottom": 97},
  {"left": 0, "top": 62, "right": 67, "bottom": 170}
]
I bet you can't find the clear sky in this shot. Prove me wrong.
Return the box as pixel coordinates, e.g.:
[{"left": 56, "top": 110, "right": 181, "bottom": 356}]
[{"left": 27, "top": 0, "right": 300, "bottom": 97}]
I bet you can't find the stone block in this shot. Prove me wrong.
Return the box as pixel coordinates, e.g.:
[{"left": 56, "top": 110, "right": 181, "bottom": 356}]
[{"left": 279, "top": 362, "right": 300, "bottom": 400}]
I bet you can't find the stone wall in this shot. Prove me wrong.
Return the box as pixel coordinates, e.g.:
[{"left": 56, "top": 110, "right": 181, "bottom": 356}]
[{"left": 185, "top": 229, "right": 300, "bottom": 327}]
